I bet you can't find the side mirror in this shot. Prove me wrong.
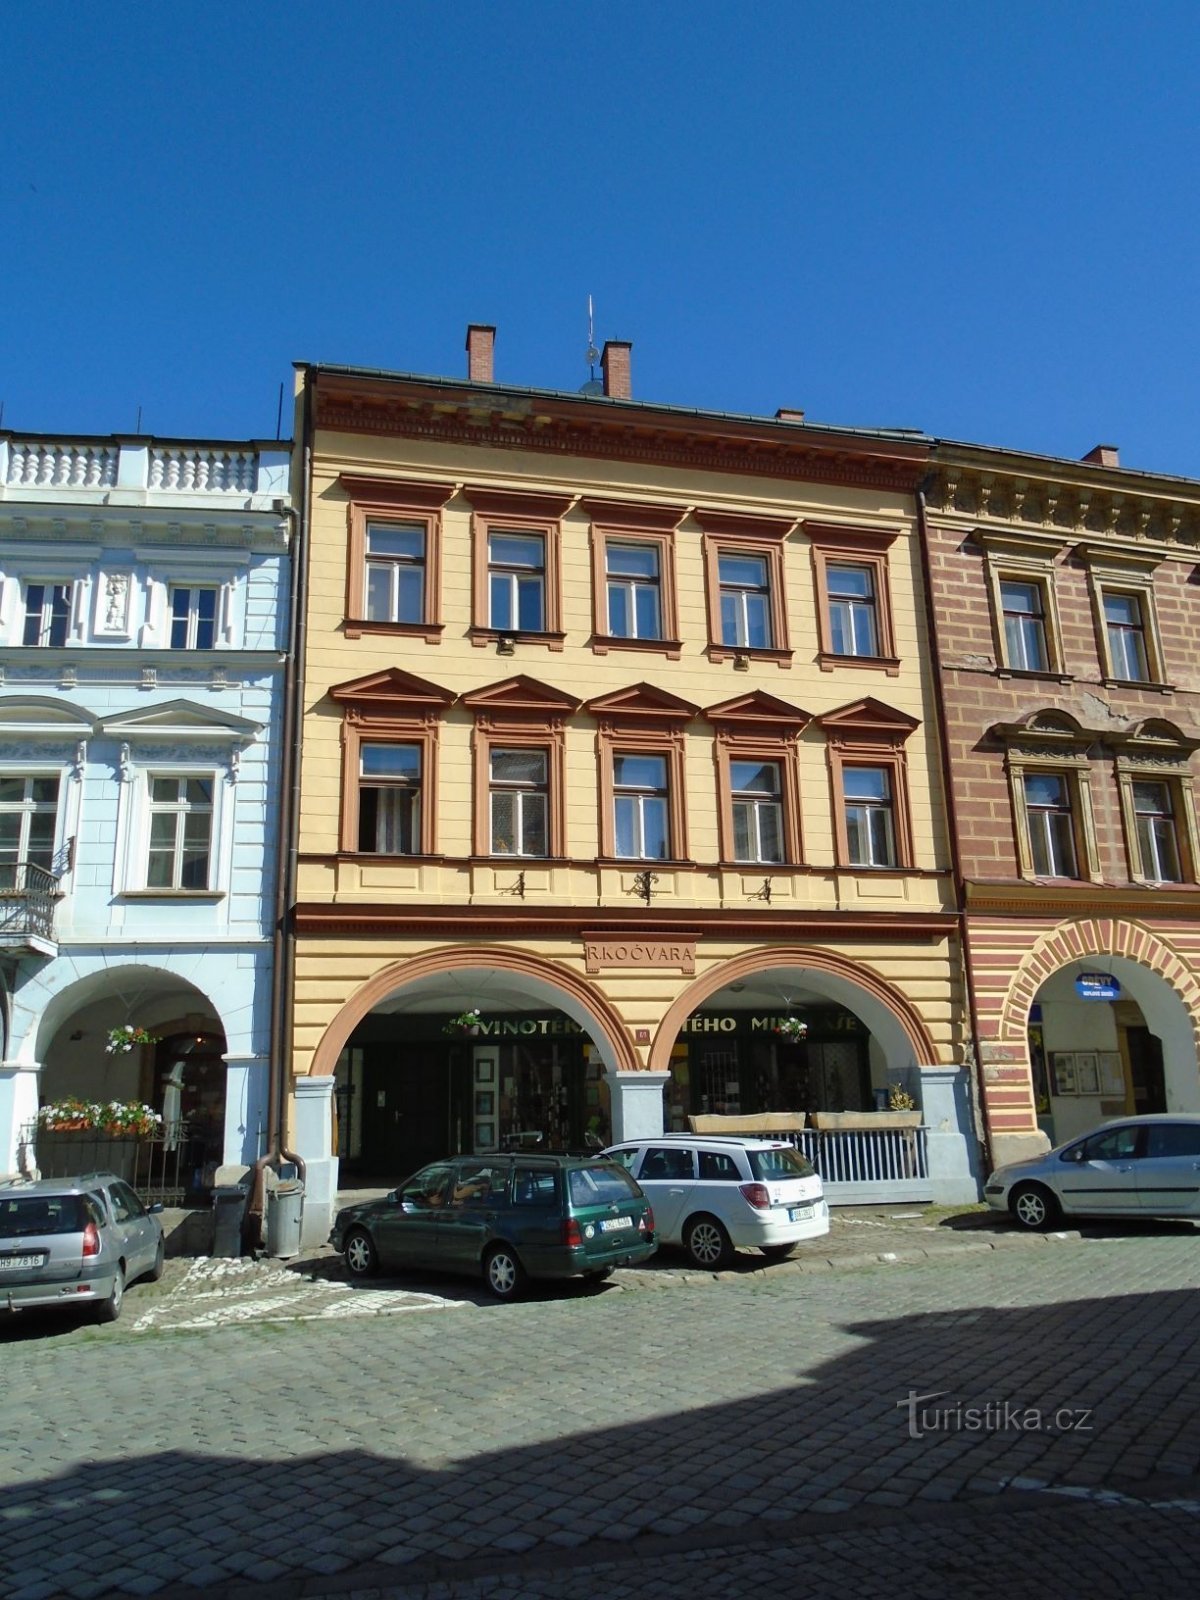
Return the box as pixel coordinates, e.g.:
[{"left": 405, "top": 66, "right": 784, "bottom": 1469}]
[
  {"left": 147, "top": 1201, "right": 164, "bottom": 1215},
  {"left": 1060, "top": 1147, "right": 1085, "bottom": 1164}
]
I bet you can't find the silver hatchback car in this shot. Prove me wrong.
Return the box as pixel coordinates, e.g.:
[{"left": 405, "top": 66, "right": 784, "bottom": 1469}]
[
  {"left": 0, "top": 1171, "right": 165, "bottom": 1322},
  {"left": 985, "top": 1114, "right": 1200, "bottom": 1230}
]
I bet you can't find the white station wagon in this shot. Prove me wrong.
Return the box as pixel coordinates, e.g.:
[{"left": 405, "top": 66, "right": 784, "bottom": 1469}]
[{"left": 604, "top": 1134, "right": 830, "bottom": 1269}]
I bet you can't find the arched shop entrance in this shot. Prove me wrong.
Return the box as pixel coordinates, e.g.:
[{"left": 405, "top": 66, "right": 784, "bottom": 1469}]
[
  {"left": 1023, "top": 954, "right": 1200, "bottom": 1147},
  {"left": 325, "top": 956, "right": 633, "bottom": 1180},
  {"left": 654, "top": 952, "right": 936, "bottom": 1129}
]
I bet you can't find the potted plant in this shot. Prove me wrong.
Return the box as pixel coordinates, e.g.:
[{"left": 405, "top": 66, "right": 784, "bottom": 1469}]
[
  {"left": 443, "top": 1009, "right": 484, "bottom": 1037},
  {"left": 773, "top": 1016, "right": 808, "bottom": 1043},
  {"left": 37, "top": 1097, "right": 102, "bottom": 1132},
  {"left": 99, "top": 1101, "right": 163, "bottom": 1138},
  {"left": 105, "top": 1024, "right": 160, "bottom": 1054},
  {"left": 810, "top": 1084, "right": 922, "bottom": 1131}
]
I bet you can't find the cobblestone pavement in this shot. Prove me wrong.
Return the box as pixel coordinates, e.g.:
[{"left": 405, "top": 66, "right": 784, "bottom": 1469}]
[{"left": 2, "top": 1218, "right": 1200, "bottom": 1598}]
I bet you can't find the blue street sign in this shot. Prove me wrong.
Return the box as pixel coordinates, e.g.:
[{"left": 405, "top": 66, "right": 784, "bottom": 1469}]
[{"left": 1076, "top": 972, "right": 1121, "bottom": 1001}]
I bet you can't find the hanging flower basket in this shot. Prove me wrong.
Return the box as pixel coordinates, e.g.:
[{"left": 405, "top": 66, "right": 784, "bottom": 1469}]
[
  {"left": 443, "top": 1009, "right": 484, "bottom": 1037},
  {"left": 773, "top": 1017, "right": 808, "bottom": 1043},
  {"left": 106, "top": 1025, "right": 161, "bottom": 1054}
]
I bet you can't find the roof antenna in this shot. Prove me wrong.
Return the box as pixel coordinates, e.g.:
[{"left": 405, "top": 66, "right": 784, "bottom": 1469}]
[{"left": 580, "top": 295, "right": 603, "bottom": 397}]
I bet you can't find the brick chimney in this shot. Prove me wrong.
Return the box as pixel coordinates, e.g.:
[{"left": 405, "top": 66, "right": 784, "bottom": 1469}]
[
  {"left": 466, "top": 324, "right": 496, "bottom": 384},
  {"left": 601, "top": 340, "right": 632, "bottom": 400},
  {"left": 775, "top": 408, "right": 806, "bottom": 424},
  {"left": 1082, "top": 443, "right": 1119, "bottom": 467}
]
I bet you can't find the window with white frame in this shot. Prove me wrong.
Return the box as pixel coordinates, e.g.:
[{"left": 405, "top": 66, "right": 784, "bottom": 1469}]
[
  {"left": 1023, "top": 772, "right": 1079, "bottom": 878},
  {"left": 827, "top": 565, "right": 879, "bottom": 657},
  {"left": 613, "top": 753, "right": 670, "bottom": 860},
  {"left": 365, "top": 524, "right": 426, "bottom": 624},
  {"left": 1131, "top": 780, "right": 1183, "bottom": 882},
  {"left": 731, "top": 759, "right": 784, "bottom": 863},
  {"left": 0, "top": 775, "right": 59, "bottom": 887},
  {"left": 489, "top": 748, "right": 548, "bottom": 856},
  {"left": 1103, "top": 592, "right": 1151, "bottom": 682},
  {"left": 146, "top": 776, "right": 213, "bottom": 890},
  {"left": 358, "top": 743, "right": 421, "bottom": 854},
  {"left": 168, "top": 586, "right": 219, "bottom": 650},
  {"left": 718, "top": 553, "right": 773, "bottom": 649},
  {"left": 843, "top": 766, "right": 896, "bottom": 868},
  {"left": 22, "top": 583, "right": 73, "bottom": 647},
  {"left": 1000, "top": 580, "right": 1051, "bottom": 672},
  {"left": 606, "top": 543, "right": 662, "bottom": 640},
  {"left": 488, "top": 532, "right": 546, "bottom": 633}
]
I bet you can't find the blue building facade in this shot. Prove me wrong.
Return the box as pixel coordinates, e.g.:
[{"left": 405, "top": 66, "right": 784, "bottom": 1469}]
[{"left": 0, "top": 434, "right": 290, "bottom": 1194}]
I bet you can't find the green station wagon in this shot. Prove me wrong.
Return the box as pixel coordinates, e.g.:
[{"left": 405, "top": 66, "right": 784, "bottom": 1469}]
[{"left": 330, "top": 1153, "right": 656, "bottom": 1299}]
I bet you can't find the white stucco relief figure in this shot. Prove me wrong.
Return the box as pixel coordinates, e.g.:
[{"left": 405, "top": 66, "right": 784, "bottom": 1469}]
[{"left": 104, "top": 573, "right": 130, "bottom": 631}]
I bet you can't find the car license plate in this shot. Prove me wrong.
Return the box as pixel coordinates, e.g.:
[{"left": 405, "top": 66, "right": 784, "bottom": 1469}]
[
  {"left": 600, "top": 1217, "right": 633, "bottom": 1232},
  {"left": 788, "top": 1205, "right": 813, "bottom": 1222},
  {"left": 0, "top": 1253, "right": 47, "bottom": 1271}
]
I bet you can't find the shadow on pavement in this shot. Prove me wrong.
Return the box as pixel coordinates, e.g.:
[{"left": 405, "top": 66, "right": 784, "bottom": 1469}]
[{"left": 4, "top": 1278, "right": 1200, "bottom": 1597}]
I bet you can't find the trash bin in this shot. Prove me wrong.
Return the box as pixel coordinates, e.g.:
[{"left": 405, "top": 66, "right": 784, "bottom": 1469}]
[
  {"left": 212, "top": 1184, "right": 248, "bottom": 1258},
  {"left": 265, "top": 1178, "right": 304, "bottom": 1259}
]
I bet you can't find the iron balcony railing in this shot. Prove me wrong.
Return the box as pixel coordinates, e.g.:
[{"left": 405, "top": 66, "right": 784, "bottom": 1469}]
[
  {"left": 18, "top": 1121, "right": 193, "bottom": 1207},
  {"left": 0, "top": 861, "right": 60, "bottom": 945}
]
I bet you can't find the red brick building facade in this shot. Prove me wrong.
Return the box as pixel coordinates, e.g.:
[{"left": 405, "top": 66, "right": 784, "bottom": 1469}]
[{"left": 923, "top": 443, "right": 1200, "bottom": 1167}]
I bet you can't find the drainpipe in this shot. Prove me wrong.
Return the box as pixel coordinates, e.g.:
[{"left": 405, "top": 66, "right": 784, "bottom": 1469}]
[
  {"left": 915, "top": 484, "right": 996, "bottom": 1171},
  {"left": 247, "top": 371, "right": 312, "bottom": 1245}
]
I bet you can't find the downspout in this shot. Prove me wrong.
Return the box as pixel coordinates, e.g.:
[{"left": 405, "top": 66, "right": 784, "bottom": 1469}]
[
  {"left": 248, "top": 369, "right": 312, "bottom": 1244},
  {"left": 915, "top": 483, "right": 996, "bottom": 1172}
]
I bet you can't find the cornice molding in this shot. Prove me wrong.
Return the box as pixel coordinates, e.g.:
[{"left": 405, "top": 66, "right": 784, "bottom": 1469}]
[
  {"left": 925, "top": 464, "right": 1200, "bottom": 554},
  {"left": 293, "top": 901, "right": 958, "bottom": 941},
  {"left": 964, "top": 879, "right": 1200, "bottom": 917},
  {"left": 313, "top": 379, "right": 929, "bottom": 494}
]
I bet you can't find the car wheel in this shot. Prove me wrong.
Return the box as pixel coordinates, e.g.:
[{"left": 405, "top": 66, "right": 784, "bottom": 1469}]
[
  {"left": 97, "top": 1263, "right": 125, "bottom": 1323},
  {"left": 1010, "top": 1183, "right": 1061, "bottom": 1232},
  {"left": 684, "top": 1214, "right": 734, "bottom": 1271},
  {"left": 344, "top": 1227, "right": 379, "bottom": 1278},
  {"left": 147, "top": 1238, "right": 165, "bottom": 1282},
  {"left": 760, "top": 1242, "right": 796, "bottom": 1261},
  {"left": 483, "top": 1244, "right": 526, "bottom": 1300}
]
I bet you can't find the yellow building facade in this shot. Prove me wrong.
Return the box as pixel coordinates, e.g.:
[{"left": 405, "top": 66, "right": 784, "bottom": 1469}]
[{"left": 288, "top": 334, "right": 980, "bottom": 1229}]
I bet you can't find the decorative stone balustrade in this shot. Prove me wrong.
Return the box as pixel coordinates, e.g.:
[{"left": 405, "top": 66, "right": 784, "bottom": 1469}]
[
  {"left": 0, "top": 436, "right": 290, "bottom": 503},
  {"left": 149, "top": 447, "right": 259, "bottom": 493},
  {"left": 4, "top": 439, "right": 118, "bottom": 489}
]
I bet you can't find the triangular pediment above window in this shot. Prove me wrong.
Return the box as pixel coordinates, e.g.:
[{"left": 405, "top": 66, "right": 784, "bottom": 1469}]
[
  {"left": 817, "top": 698, "right": 919, "bottom": 741},
  {"left": 328, "top": 668, "right": 455, "bottom": 714},
  {"left": 97, "top": 700, "right": 261, "bottom": 742},
  {"left": 460, "top": 676, "right": 581, "bottom": 718},
  {"left": 0, "top": 697, "right": 95, "bottom": 737},
  {"left": 583, "top": 683, "right": 699, "bottom": 722},
  {"left": 704, "top": 691, "right": 812, "bottom": 732}
]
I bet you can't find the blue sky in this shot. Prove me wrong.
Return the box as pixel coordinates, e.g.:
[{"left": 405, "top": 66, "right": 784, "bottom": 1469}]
[{"left": 5, "top": 3, "right": 1199, "bottom": 476}]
